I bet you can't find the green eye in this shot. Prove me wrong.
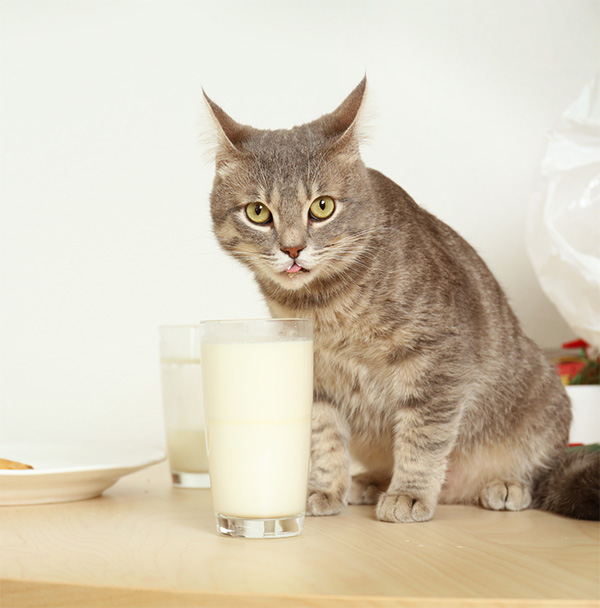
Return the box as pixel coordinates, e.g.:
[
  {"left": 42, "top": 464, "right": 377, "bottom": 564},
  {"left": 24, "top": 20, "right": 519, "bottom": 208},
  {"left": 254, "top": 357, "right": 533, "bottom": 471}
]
[
  {"left": 309, "top": 196, "right": 335, "bottom": 220},
  {"left": 245, "top": 202, "right": 272, "bottom": 224}
]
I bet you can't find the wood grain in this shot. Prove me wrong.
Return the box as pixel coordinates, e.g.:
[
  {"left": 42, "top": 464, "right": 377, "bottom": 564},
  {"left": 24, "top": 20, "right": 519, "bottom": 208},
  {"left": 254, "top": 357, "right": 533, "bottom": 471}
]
[{"left": 1, "top": 462, "right": 598, "bottom": 607}]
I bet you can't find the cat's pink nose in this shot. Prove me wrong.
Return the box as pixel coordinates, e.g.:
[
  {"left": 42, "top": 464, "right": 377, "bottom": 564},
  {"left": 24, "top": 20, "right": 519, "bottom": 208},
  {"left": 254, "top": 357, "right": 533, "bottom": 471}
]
[{"left": 281, "top": 245, "right": 304, "bottom": 259}]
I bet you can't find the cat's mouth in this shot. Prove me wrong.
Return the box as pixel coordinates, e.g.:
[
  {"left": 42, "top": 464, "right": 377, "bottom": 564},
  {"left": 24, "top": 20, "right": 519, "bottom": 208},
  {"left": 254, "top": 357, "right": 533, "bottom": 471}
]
[
  {"left": 275, "top": 260, "right": 312, "bottom": 289},
  {"left": 283, "top": 262, "right": 311, "bottom": 276},
  {"left": 285, "top": 263, "right": 304, "bottom": 274}
]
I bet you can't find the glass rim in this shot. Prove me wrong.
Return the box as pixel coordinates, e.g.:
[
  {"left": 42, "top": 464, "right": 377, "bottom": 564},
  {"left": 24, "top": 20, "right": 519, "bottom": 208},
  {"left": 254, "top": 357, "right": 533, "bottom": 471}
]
[
  {"left": 198, "top": 317, "right": 311, "bottom": 326},
  {"left": 199, "top": 318, "right": 312, "bottom": 341}
]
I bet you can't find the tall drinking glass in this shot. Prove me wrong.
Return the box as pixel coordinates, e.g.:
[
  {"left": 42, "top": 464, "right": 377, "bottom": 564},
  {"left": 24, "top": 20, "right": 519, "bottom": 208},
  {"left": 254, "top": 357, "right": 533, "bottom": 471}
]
[{"left": 200, "top": 319, "right": 313, "bottom": 538}]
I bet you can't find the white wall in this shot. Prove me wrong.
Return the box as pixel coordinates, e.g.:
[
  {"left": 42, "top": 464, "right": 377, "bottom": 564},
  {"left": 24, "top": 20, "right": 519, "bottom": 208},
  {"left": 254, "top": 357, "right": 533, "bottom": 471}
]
[{"left": 1, "top": 0, "right": 598, "bottom": 448}]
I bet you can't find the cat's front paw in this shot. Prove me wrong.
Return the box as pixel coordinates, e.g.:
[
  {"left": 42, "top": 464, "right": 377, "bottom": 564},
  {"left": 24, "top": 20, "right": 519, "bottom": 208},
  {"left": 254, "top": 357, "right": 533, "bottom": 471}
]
[
  {"left": 306, "top": 490, "right": 346, "bottom": 517},
  {"left": 376, "top": 492, "right": 435, "bottom": 523}
]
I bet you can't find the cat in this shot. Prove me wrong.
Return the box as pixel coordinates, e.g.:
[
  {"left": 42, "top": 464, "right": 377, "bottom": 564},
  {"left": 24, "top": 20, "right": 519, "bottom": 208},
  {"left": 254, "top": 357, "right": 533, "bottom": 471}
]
[{"left": 204, "top": 77, "right": 599, "bottom": 522}]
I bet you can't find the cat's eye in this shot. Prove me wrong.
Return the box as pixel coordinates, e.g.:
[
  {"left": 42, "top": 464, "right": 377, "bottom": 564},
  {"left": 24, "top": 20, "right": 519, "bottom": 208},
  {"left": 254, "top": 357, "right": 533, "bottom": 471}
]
[
  {"left": 245, "top": 202, "right": 272, "bottom": 225},
  {"left": 309, "top": 196, "right": 335, "bottom": 221}
]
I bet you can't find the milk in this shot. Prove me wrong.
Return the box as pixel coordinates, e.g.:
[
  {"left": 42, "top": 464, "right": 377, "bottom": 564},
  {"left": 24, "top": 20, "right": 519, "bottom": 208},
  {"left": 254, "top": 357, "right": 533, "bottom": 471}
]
[
  {"left": 201, "top": 339, "right": 313, "bottom": 518},
  {"left": 166, "top": 429, "right": 208, "bottom": 473}
]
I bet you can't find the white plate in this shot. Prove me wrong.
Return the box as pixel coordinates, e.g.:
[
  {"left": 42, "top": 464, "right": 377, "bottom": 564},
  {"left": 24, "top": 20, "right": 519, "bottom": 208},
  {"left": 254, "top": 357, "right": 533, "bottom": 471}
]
[{"left": 0, "top": 442, "right": 166, "bottom": 506}]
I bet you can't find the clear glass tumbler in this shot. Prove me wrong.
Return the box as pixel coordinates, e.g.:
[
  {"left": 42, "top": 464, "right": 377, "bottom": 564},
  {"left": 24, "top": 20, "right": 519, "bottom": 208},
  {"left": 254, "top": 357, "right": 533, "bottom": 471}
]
[
  {"left": 200, "top": 318, "right": 313, "bottom": 538},
  {"left": 159, "top": 325, "right": 210, "bottom": 488}
]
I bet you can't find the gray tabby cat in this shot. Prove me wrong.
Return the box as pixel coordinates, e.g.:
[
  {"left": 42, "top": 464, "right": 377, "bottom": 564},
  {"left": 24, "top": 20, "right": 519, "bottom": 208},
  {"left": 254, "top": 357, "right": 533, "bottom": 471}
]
[{"left": 204, "top": 78, "right": 599, "bottom": 522}]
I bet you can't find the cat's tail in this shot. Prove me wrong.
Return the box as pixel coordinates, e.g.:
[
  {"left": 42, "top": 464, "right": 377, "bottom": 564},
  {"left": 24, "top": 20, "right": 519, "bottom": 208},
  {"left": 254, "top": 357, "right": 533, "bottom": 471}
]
[{"left": 533, "top": 448, "right": 600, "bottom": 521}]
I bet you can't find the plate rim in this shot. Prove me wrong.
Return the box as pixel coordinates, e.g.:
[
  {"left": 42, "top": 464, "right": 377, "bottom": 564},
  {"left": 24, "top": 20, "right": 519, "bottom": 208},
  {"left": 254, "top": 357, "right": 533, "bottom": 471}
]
[{"left": 0, "top": 442, "right": 167, "bottom": 476}]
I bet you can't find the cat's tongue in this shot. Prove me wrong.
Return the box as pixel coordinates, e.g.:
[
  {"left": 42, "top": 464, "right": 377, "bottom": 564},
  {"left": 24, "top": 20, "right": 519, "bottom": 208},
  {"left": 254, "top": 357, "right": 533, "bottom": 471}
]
[{"left": 286, "top": 263, "right": 302, "bottom": 274}]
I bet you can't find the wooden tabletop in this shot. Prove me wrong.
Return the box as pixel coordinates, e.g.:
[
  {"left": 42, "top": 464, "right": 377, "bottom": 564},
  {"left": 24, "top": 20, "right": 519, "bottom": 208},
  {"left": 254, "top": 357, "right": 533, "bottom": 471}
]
[{"left": 1, "top": 461, "right": 598, "bottom": 607}]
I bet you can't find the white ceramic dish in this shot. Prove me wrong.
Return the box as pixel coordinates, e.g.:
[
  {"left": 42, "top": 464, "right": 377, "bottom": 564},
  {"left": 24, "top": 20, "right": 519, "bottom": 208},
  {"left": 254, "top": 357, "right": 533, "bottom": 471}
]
[
  {"left": 567, "top": 385, "right": 600, "bottom": 444},
  {"left": 0, "top": 442, "right": 166, "bottom": 506}
]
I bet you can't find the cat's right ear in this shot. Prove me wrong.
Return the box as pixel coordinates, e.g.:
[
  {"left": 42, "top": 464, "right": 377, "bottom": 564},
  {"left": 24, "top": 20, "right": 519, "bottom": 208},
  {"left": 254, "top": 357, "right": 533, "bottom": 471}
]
[{"left": 202, "top": 90, "right": 251, "bottom": 156}]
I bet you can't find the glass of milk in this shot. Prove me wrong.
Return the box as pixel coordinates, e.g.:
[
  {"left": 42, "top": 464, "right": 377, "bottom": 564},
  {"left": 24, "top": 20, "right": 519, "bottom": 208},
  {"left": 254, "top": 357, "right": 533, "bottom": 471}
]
[
  {"left": 159, "top": 325, "right": 210, "bottom": 488},
  {"left": 199, "top": 318, "right": 313, "bottom": 538}
]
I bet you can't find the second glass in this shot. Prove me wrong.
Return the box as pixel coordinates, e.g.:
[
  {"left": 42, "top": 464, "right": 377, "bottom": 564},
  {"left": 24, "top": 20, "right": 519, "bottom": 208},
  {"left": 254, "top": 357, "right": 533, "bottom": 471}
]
[{"left": 159, "top": 325, "right": 210, "bottom": 488}]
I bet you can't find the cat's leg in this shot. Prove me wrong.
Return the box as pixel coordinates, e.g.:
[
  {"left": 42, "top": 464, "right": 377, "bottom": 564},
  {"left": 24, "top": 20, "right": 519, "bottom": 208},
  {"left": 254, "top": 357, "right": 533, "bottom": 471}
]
[
  {"left": 306, "top": 400, "right": 351, "bottom": 516},
  {"left": 376, "top": 406, "right": 458, "bottom": 523},
  {"left": 348, "top": 472, "right": 391, "bottom": 505},
  {"left": 480, "top": 481, "right": 532, "bottom": 511}
]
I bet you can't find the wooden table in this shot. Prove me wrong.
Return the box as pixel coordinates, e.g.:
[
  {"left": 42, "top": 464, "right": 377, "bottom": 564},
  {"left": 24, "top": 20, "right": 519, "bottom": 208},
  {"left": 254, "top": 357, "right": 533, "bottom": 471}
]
[{"left": 1, "top": 461, "right": 598, "bottom": 607}]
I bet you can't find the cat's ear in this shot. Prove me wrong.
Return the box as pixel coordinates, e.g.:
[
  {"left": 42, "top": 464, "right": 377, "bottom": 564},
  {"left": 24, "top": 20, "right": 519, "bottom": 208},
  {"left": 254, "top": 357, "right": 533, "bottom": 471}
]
[
  {"left": 315, "top": 76, "right": 367, "bottom": 162},
  {"left": 202, "top": 90, "right": 251, "bottom": 153},
  {"left": 315, "top": 76, "right": 367, "bottom": 163},
  {"left": 323, "top": 76, "right": 367, "bottom": 143}
]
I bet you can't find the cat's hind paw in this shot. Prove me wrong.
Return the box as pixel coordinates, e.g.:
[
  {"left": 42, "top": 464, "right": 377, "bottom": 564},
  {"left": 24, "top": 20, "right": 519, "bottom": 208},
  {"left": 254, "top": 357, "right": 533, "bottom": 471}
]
[
  {"left": 479, "top": 481, "right": 532, "bottom": 511},
  {"left": 348, "top": 472, "right": 390, "bottom": 505},
  {"left": 376, "top": 492, "right": 435, "bottom": 523},
  {"left": 306, "top": 490, "right": 346, "bottom": 517}
]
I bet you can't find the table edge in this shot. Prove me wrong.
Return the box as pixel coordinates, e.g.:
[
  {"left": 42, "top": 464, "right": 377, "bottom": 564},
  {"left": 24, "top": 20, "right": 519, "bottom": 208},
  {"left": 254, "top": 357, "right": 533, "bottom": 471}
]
[{"left": 1, "top": 579, "right": 597, "bottom": 608}]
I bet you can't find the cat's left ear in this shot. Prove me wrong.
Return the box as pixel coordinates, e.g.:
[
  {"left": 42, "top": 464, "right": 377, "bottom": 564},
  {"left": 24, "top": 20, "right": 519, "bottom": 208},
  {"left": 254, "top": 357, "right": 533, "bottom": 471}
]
[{"left": 322, "top": 76, "right": 368, "bottom": 156}]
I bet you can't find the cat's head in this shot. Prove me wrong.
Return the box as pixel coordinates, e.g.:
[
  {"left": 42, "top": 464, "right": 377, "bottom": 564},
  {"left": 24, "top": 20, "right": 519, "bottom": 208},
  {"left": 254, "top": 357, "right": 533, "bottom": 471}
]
[{"left": 205, "top": 78, "right": 379, "bottom": 294}]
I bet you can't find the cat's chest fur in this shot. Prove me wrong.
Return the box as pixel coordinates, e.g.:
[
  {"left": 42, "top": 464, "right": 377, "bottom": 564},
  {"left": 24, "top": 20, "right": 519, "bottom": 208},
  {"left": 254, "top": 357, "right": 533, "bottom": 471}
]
[{"left": 268, "top": 297, "right": 428, "bottom": 437}]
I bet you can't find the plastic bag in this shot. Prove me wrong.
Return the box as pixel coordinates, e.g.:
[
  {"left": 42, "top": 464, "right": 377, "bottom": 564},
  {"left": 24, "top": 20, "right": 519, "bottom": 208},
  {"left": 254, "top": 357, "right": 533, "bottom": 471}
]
[{"left": 528, "top": 73, "right": 600, "bottom": 349}]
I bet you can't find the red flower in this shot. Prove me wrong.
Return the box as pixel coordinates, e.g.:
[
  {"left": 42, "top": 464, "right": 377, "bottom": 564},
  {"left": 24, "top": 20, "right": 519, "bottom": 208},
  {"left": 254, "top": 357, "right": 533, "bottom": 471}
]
[
  {"left": 556, "top": 360, "right": 586, "bottom": 379},
  {"left": 562, "top": 339, "right": 590, "bottom": 349}
]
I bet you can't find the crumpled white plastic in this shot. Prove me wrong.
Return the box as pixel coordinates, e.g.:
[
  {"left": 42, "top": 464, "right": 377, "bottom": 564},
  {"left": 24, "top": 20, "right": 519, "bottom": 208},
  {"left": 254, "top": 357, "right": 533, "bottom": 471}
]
[{"left": 527, "top": 73, "right": 600, "bottom": 349}]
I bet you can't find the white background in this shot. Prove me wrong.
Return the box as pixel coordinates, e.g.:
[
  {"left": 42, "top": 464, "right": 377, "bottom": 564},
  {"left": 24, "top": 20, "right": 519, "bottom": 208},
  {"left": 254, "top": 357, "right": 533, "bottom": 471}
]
[{"left": 1, "top": 0, "right": 598, "bottom": 448}]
